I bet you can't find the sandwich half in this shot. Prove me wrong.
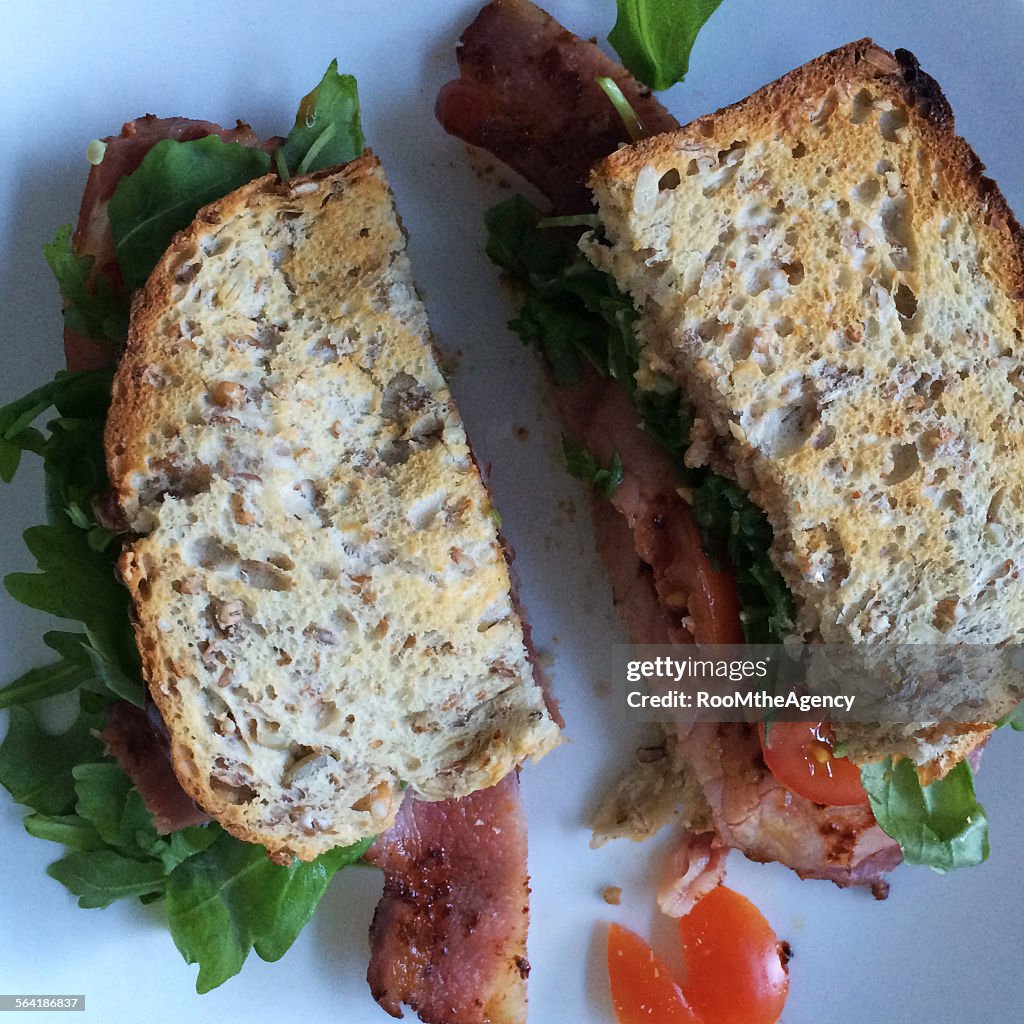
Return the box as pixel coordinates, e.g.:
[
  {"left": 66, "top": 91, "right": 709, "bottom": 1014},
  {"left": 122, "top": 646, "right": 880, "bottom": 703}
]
[
  {"left": 439, "top": 0, "right": 1013, "bottom": 891},
  {"left": 107, "top": 156, "right": 560, "bottom": 863},
  {"left": 585, "top": 39, "right": 1016, "bottom": 773},
  {"left": 0, "top": 61, "right": 558, "bottom": 1017}
]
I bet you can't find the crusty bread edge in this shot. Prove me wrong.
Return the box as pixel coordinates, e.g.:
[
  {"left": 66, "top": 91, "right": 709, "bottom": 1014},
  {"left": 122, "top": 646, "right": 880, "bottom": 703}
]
[{"left": 591, "top": 38, "right": 1024, "bottom": 293}]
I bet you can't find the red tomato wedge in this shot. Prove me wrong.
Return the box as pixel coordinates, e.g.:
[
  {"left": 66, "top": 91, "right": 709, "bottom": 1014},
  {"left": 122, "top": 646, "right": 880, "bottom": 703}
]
[
  {"left": 607, "top": 924, "right": 701, "bottom": 1024},
  {"left": 678, "top": 886, "right": 789, "bottom": 1024},
  {"left": 758, "top": 720, "right": 870, "bottom": 806},
  {"left": 676, "top": 505, "right": 746, "bottom": 646}
]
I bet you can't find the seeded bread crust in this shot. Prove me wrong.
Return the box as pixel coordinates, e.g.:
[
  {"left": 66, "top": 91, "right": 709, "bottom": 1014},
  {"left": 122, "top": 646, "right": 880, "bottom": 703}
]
[
  {"left": 106, "top": 155, "right": 561, "bottom": 862},
  {"left": 587, "top": 41, "right": 1024, "bottom": 773}
]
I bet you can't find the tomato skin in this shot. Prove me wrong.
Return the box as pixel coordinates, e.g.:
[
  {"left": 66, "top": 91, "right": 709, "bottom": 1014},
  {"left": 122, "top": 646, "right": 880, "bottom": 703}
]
[
  {"left": 758, "top": 720, "right": 870, "bottom": 806},
  {"left": 678, "top": 886, "right": 789, "bottom": 1024},
  {"left": 607, "top": 924, "right": 701, "bottom": 1024}
]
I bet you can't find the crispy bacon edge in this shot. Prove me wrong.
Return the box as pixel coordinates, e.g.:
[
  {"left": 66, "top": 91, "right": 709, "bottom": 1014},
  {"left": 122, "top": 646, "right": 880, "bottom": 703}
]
[{"left": 364, "top": 774, "right": 531, "bottom": 1024}]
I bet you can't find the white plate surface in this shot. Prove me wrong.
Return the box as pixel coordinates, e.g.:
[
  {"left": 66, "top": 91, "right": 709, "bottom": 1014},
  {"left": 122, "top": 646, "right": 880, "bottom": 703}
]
[{"left": 1, "top": 2, "right": 1023, "bottom": 1022}]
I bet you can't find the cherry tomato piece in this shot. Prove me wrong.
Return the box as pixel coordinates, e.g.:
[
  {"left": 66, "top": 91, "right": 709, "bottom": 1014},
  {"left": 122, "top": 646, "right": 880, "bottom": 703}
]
[
  {"left": 678, "top": 886, "right": 789, "bottom": 1024},
  {"left": 607, "top": 923, "right": 701, "bottom": 1024},
  {"left": 758, "top": 720, "right": 870, "bottom": 806}
]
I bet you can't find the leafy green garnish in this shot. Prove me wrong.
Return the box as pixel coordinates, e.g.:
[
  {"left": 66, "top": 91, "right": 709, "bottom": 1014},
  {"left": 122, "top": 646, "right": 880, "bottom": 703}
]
[
  {"left": 861, "top": 757, "right": 990, "bottom": 872},
  {"left": 49, "top": 849, "right": 171, "bottom": 910},
  {"left": 563, "top": 438, "right": 623, "bottom": 499},
  {"left": 0, "top": 641, "right": 93, "bottom": 711},
  {"left": 108, "top": 135, "right": 272, "bottom": 290},
  {"left": 691, "top": 475, "right": 794, "bottom": 643},
  {"left": 0, "top": 369, "right": 109, "bottom": 485},
  {"left": 167, "top": 831, "right": 373, "bottom": 993},
  {"left": 43, "top": 225, "right": 128, "bottom": 344},
  {"left": 608, "top": 0, "right": 725, "bottom": 91},
  {"left": 0, "top": 697, "right": 369, "bottom": 988},
  {"left": 0, "top": 369, "right": 144, "bottom": 709},
  {"left": 595, "top": 76, "right": 646, "bottom": 141},
  {"left": 485, "top": 195, "right": 644, "bottom": 388},
  {"left": 281, "top": 60, "right": 365, "bottom": 176},
  {"left": 997, "top": 700, "right": 1024, "bottom": 730},
  {"left": 0, "top": 706, "right": 104, "bottom": 816}
]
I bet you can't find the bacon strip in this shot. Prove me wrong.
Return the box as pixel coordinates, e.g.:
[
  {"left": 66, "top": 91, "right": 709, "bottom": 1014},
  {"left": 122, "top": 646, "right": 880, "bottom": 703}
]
[
  {"left": 101, "top": 702, "right": 210, "bottom": 833},
  {"left": 436, "top": 0, "right": 677, "bottom": 212},
  {"left": 438, "top": 1, "right": 902, "bottom": 893},
  {"left": 65, "top": 116, "right": 262, "bottom": 372},
  {"left": 676, "top": 723, "right": 900, "bottom": 897},
  {"left": 365, "top": 775, "right": 531, "bottom": 1024},
  {"left": 657, "top": 831, "right": 727, "bottom": 917},
  {"left": 555, "top": 371, "right": 744, "bottom": 646}
]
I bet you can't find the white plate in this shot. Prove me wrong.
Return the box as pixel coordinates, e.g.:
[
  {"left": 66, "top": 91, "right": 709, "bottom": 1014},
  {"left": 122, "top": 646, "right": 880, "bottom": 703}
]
[{"left": 1, "top": 2, "right": 1022, "bottom": 1021}]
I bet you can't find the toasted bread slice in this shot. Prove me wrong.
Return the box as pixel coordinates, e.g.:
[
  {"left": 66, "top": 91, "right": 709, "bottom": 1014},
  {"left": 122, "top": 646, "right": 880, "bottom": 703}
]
[
  {"left": 106, "top": 155, "right": 561, "bottom": 862},
  {"left": 587, "top": 41, "right": 1022, "bottom": 770}
]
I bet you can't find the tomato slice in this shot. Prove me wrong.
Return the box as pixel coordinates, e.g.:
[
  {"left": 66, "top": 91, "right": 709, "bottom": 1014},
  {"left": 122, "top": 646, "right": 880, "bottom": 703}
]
[
  {"left": 758, "top": 720, "right": 869, "bottom": 806},
  {"left": 678, "top": 886, "right": 789, "bottom": 1024},
  {"left": 607, "top": 924, "right": 701, "bottom": 1024}
]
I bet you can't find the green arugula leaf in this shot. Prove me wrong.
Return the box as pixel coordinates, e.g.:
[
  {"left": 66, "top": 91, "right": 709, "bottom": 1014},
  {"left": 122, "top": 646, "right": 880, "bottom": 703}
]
[
  {"left": 691, "top": 475, "right": 794, "bottom": 643},
  {"left": 486, "top": 196, "right": 637, "bottom": 386},
  {"left": 608, "top": 0, "right": 725, "bottom": 91},
  {"left": 166, "top": 831, "right": 373, "bottom": 993},
  {"left": 509, "top": 293, "right": 587, "bottom": 386},
  {"left": 0, "top": 656, "right": 92, "bottom": 710},
  {"left": 281, "top": 60, "right": 364, "bottom": 175},
  {"left": 6, "top": 519, "right": 136, "bottom": 667},
  {"left": 997, "top": 700, "right": 1024, "bottom": 730},
  {"left": 0, "top": 707, "right": 105, "bottom": 816},
  {"left": 0, "top": 378, "right": 61, "bottom": 483},
  {"left": 157, "top": 826, "right": 220, "bottom": 874},
  {"left": 108, "top": 136, "right": 271, "bottom": 290},
  {"left": 861, "top": 757, "right": 990, "bottom": 872},
  {"left": 563, "top": 438, "right": 623, "bottom": 499},
  {"left": 48, "top": 849, "right": 169, "bottom": 909},
  {"left": 80, "top": 628, "right": 145, "bottom": 707},
  {"left": 485, "top": 194, "right": 578, "bottom": 282},
  {"left": 43, "top": 225, "right": 128, "bottom": 344},
  {"left": 23, "top": 813, "right": 106, "bottom": 852},
  {"left": 0, "top": 369, "right": 111, "bottom": 493},
  {"left": 73, "top": 763, "right": 157, "bottom": 856},
  {"left": 634, "top": 385, "right": 691, "bottom": 461}
]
